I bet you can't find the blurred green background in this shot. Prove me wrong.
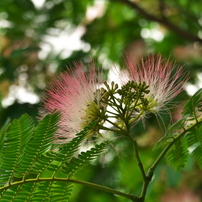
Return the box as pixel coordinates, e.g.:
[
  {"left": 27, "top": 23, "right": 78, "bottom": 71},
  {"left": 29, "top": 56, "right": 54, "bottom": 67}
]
[{"left": 0, "top": 0, "right": 202, "bottom": 201}]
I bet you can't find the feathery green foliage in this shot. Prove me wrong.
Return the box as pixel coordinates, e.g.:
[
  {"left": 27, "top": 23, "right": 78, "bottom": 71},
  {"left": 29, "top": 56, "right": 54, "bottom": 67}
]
[
  {"left": 0, "top": 113, "right": 108, "bottom": 201},
  {"left": 60, "top": 141, "right": 108, "bottom": 178},
  {"left": 186, "top": 123, "right": 202, "bottom": 169},
  {"left": 157, "top": 88, "right": 202, "bottom": 170},
  {"left": 0, "top": 114, "right": 35, "bottom": 184},
  {"left": 165, "top": 137, "right": 189, "bottom": 171}
]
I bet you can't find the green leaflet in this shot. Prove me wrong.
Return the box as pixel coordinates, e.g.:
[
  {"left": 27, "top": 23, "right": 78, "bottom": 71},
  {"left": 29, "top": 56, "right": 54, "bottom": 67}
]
[
  {"left": 186, "top": 123, "right": 202, "bottom": 169},
  {"left": 156, "top": 88, "right": 202, "bottom": 170},
  {"left": 0, "top": 113, "right": 108, "bottom": 201},
  {"left": 154, "top": 118, "right": 187, "bottom": 149},
  {"left": 182, "top": 88, "right": 202, "bottom": 120},
  {"left": 14, "top": 113, "right": 60, "bottom": 178},
  {"left": 0, "top": 114, "right": 34, "bottom": 184},
  {"left": 30, "top": 125, "right": 93, "bottom": 177},
  {"left": 0, "top": 119, "right": 11, "bottom": 155},
  {"left": 27, "top": 181, "right": 73, "bottom": 202},
  {"left": 166, "top": 137, "right": 189, "bottom": 171},
  {"left": 0, "top": 181, "right": 73, "bottom": 202},
  {"left": 60, "top": 141, "right": 109, "bottom": 178}
]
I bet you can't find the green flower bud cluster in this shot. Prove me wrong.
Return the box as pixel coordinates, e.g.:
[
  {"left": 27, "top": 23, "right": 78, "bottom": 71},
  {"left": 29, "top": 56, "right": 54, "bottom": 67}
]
[
  {"left": 81, "top": 80, "right": 157, "bottom": 137},
  {"left": 118, "top": 81, "right": 150, "bottom": 112}
]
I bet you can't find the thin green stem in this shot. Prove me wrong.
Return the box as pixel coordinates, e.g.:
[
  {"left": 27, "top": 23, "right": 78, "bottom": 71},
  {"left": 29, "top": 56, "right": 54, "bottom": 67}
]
[
  {"left": 0, "top": 178, "right": 141, "bottom": 202},
  {"left": 139, "top": 120, "right": 202, "bottom": 201},
  {"left": 106, "top": 110, "right": 119, "bottom": 116},
  {"left": 127, "top": 135, "right": 147, "bottom": 182},
  {"left": 125, "top": 131, "right": 149, "bottom": 202},
  {"left": 105, "top": 119, "right": 127, "bottom": 134},
  {"left": 138, "top": 135, "right": 183, "bottom": 201},
  {"left": 98, "top": 125, "right": 126, "bottom": 135},
  {"left": 108, "top": 96, "right": 124, "bottom": 115},
  {"left": 123, "top": 117, "right": 148, "bottom": 202}
]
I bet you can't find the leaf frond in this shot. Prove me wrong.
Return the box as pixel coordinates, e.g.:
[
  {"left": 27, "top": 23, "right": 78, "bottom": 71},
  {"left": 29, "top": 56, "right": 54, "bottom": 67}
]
[
  {"left": 0, "top": 114, "right": 108, "bottom": 201},
  {"left": 32, "top": 125, "right": 92, "bottom": 177},
  {"left": 15, "top": 113, "right": 60, "bottom": 178},
  {"left": 59, "top": 141, "right": 109, "bottom": 178},
  {"left": 0, "top": 114, "right": 34, "bottom": 184},
  {"left": 156, "top": 89, "right": 202, "bottom": 170},
  {"left": 166, "top": 137, "right": 189, "bottom": 171}
]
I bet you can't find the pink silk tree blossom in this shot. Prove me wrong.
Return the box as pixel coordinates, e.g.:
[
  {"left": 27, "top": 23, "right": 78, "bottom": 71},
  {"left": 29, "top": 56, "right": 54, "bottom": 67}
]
[
  {"left": 42, "top": 63, "right": 105, "bottom": 138},
  {"left": 126, "top": 55, "right": 190, "bottom": 115},
  {"left": 41, "top": 55, "right": 190, "bottom": 138}
]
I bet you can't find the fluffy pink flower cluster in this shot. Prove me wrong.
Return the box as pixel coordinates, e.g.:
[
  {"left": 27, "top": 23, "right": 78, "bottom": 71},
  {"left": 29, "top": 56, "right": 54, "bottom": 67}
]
[
  {"left": 126, "top": 55, "right": 189, "bottom": 114},
  {"left": 43, "top": 62, "right": 103, "bottom": 136},
  {"left": 42, "top": 55, "right": 189, "bottom": 138}
]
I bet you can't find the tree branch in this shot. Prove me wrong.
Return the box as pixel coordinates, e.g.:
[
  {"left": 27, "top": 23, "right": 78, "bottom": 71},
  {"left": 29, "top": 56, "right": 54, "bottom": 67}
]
[
  {"left": 0, "top": 178, "right": 141, "bottom": 202},
  {"left": 111, "top": 0, "right": 202, "bottom": 43}
]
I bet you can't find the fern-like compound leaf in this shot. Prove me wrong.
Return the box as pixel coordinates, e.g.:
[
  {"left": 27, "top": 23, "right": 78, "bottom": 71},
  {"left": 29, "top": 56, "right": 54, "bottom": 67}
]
[
  {"left": 166, "top": 137, "right": 189, "bottom": 171},
  {"left": 186, "top": 123, "right": 202, "bottom": 169},
  {"left": 182, "top": 88, "right": 202, "bottom": 120},
  {"left": 14, "top": 113, "right": 60, "bottom": 178},
  {"left": 32, "top": 125, "right": 91, "bottom": 177},
  {"left": 0, "top": 113, "right": 108, "bottom": 201},
  {"left": 0, "top": 114, "right": 34, "bottom": 184},
  {"left": 156, "top": 89, "right": 202, "bottom": 170},
  {"left": 155, "top": 118, "right": 186, "bottom": 148},
  {"left": 59, "top": 141, "right": 108, "bottom": 178},
  {"left": 0, "top": 181, "right": 73, "bottom": 202}
]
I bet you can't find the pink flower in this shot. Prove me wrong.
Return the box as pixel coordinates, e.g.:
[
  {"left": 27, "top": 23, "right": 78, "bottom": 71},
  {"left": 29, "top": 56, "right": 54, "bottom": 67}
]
[
  {"left": 126, "top": 54, "right": 189, "bottom": 114},
  {"left": 42, "top": 63, "right": 106, "bottom": 138}
]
